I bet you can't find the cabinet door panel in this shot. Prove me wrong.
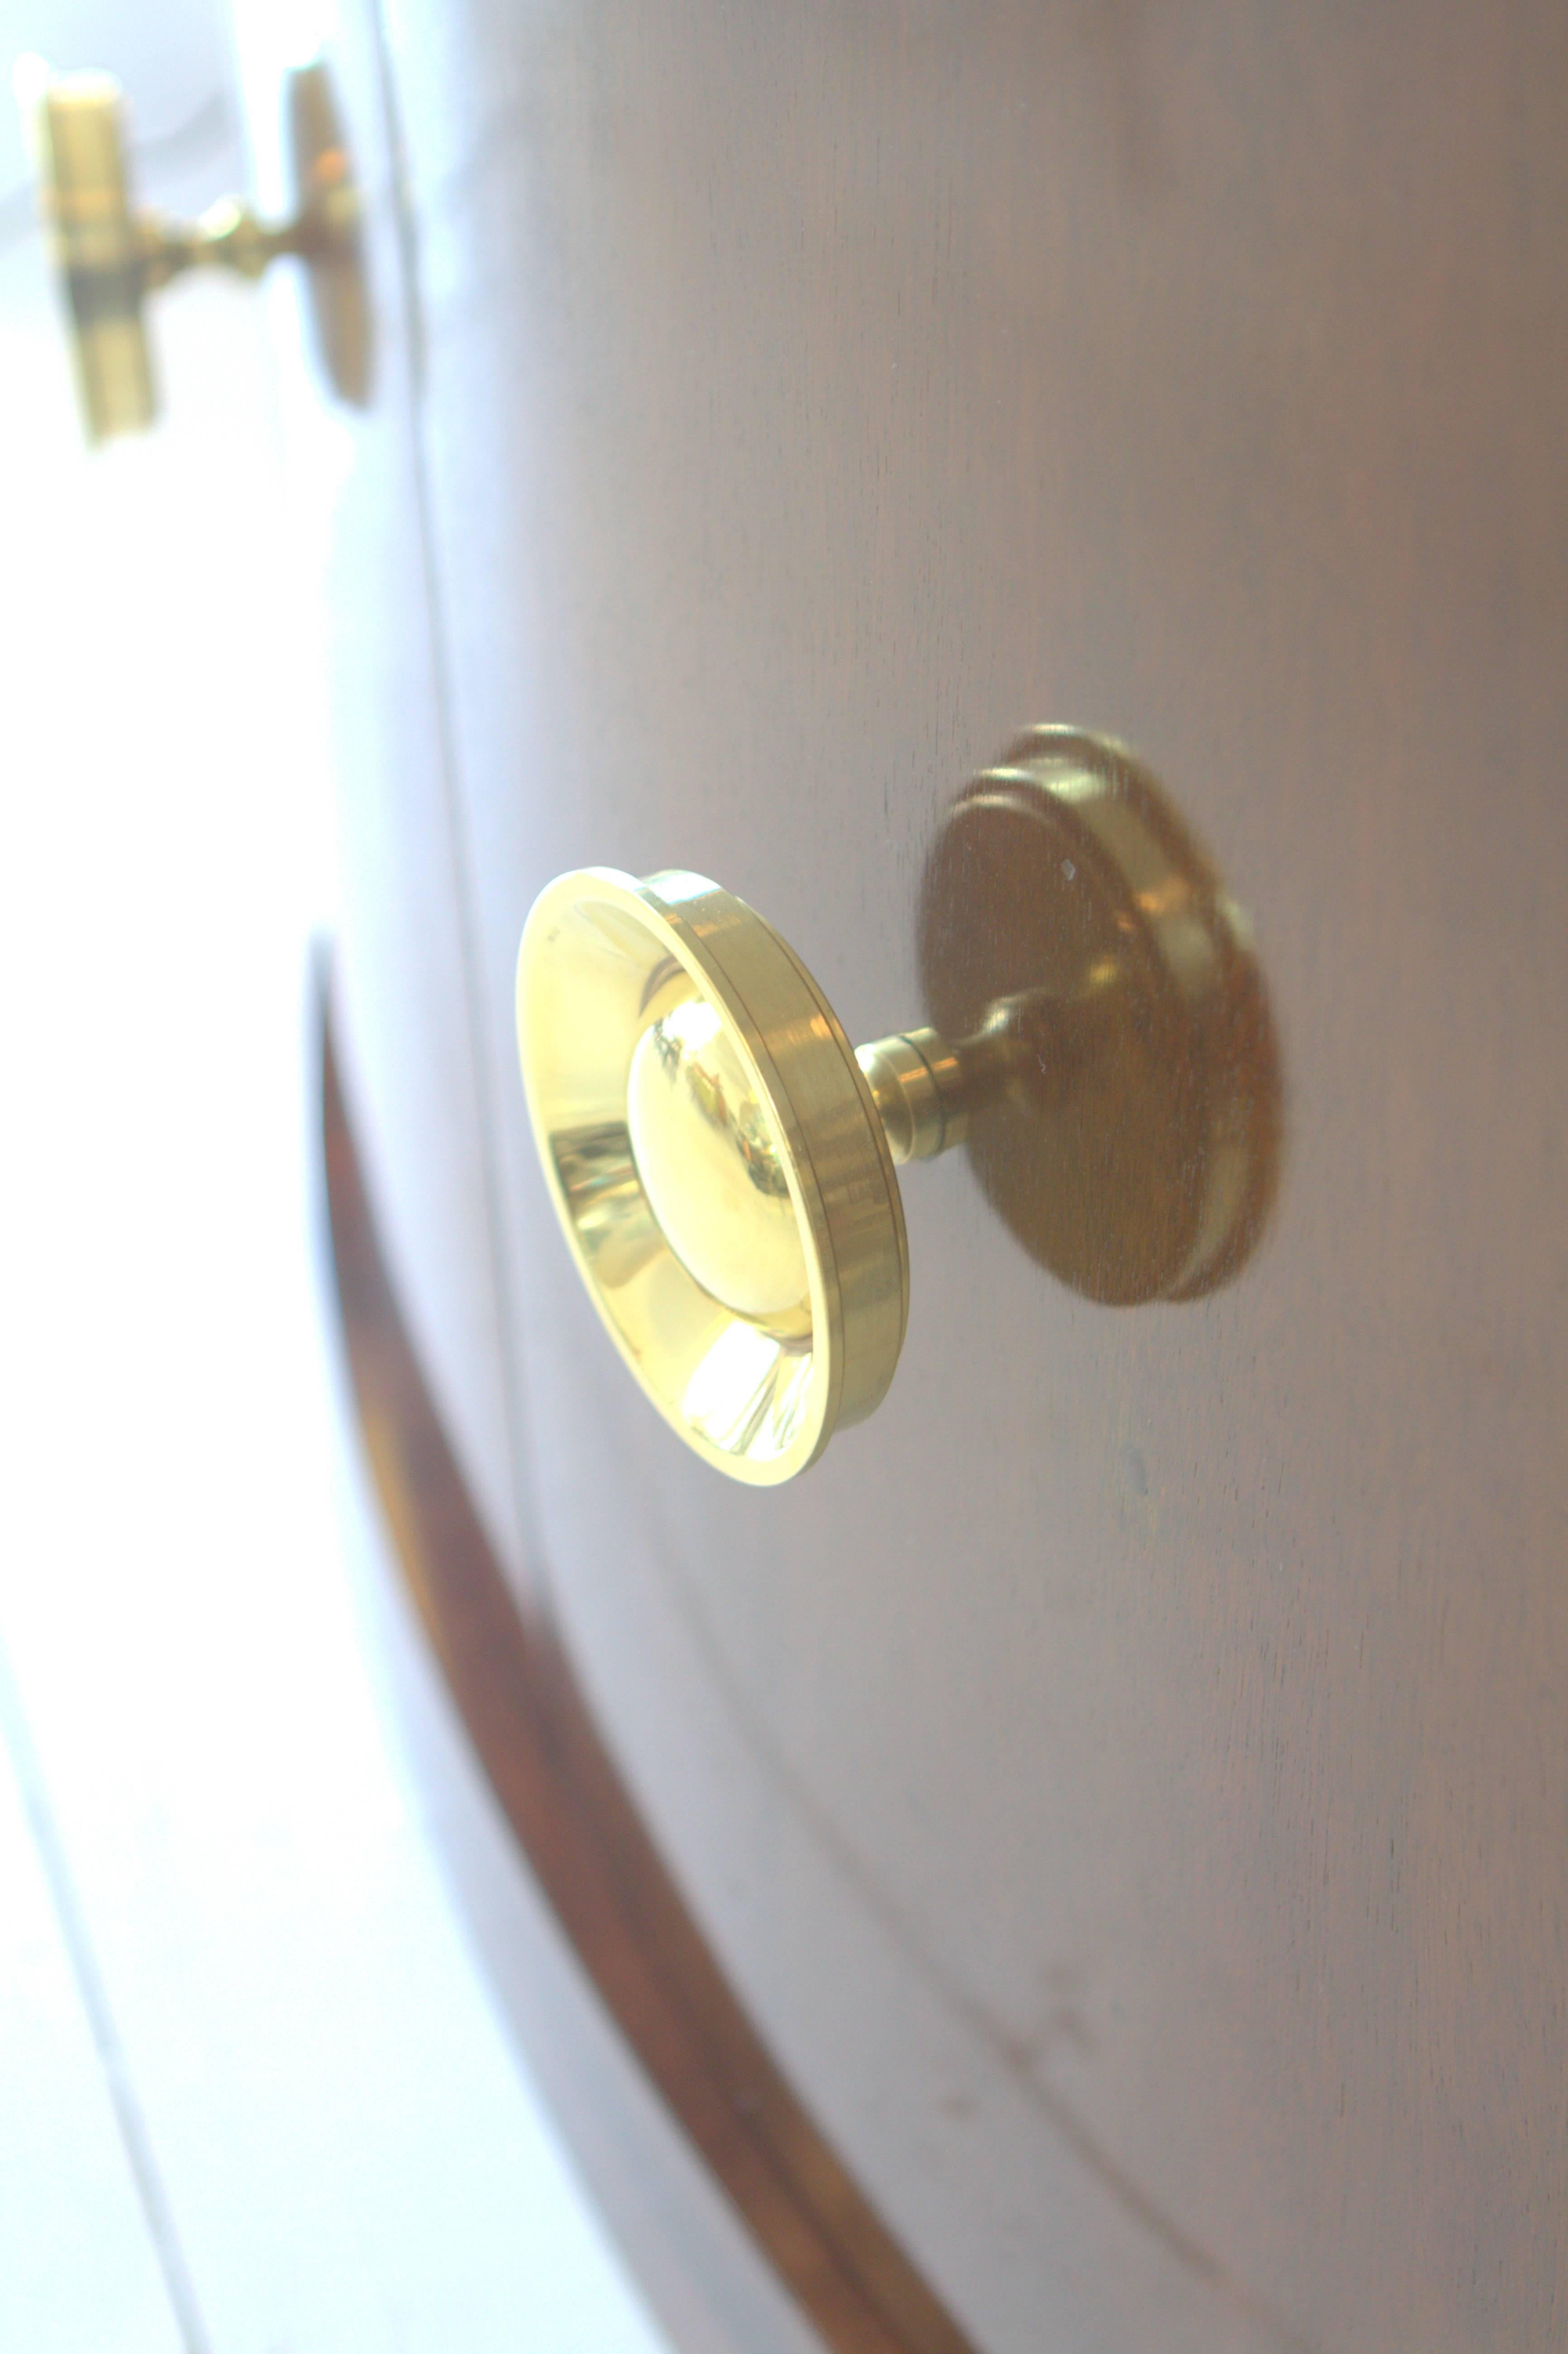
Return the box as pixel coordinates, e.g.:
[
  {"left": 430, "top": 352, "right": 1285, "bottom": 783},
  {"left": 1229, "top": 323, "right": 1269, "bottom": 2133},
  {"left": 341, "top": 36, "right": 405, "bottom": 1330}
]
[{"left": 372, "top": 5, "right": 1568, "bottom": 2349}]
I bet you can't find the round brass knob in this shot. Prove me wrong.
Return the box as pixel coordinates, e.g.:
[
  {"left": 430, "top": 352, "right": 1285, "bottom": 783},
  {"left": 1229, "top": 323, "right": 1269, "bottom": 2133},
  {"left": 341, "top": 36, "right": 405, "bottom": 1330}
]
[
  {"left": 19, "top": 57, "right": 368, "bottom": 440},
  {"left": 517, "top": 867, "right": 909, "bottom": 1485},
  {"left": 515, "top": 729, "right": 1281, "bottom": 1484}
]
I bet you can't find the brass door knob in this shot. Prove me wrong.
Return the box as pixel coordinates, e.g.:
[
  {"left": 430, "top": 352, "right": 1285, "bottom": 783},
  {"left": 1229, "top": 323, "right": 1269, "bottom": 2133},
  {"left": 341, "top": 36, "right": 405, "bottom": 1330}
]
[
  {"left": 515, "top": 727, "right": 1280, "bottom": 1485},
  {"left": 19, "top": 57, "right": 368, "bottom": 440}
]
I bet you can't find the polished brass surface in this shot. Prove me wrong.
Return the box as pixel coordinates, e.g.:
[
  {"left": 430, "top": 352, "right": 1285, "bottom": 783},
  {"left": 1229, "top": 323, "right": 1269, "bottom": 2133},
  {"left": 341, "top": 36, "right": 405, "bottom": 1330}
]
[
  {"left": 516, "top": 730, "right": 1279, "bottom": 1479},
  {"left": 23, "top": 58, "right": 367, "bottom": 440},
  {"left": 853, "top": 1029, "right": 969, "bottom": 1164},
  {"left": 626, "top": 998, "right": 811, "bottom": 1321},
  {"left": 517, "top": 870, "right": 908, "bottom": 1484},
  {"left": 920, "top": 726, "right": 1282, "bottom": 1304}
]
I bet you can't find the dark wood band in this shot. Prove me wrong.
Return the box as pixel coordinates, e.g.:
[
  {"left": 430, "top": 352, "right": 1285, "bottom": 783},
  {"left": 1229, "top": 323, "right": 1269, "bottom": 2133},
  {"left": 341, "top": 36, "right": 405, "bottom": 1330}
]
[{"left": 319, "top": 993, "right": 977, "bottom": 2354}]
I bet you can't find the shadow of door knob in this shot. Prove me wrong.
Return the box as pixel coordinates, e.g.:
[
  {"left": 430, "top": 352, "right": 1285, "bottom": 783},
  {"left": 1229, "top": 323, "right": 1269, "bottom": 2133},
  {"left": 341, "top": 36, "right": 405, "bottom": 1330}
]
[
  {"left": 18, "top": 56, "right": 368, "bottom": 439},
  {"left": 515, "top": 727, "right": 1281, "bottom": 1484}
]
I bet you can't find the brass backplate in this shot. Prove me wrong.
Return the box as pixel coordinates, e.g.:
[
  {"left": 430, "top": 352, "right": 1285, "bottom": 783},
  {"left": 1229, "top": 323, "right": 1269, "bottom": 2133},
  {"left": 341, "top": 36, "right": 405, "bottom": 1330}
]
[
  {"left": 287, "top": 61, "right": 370, "bottom": 408},
  {"left": 919, "top": 727, "right": 1282, "bottom": 1304}
]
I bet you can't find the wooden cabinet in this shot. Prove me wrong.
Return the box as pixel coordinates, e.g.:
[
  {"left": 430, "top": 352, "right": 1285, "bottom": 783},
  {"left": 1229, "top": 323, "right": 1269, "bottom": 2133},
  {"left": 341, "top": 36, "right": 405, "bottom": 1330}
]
[{"left": 301, "top": 6, "right": 1568, "bottom": 2347}]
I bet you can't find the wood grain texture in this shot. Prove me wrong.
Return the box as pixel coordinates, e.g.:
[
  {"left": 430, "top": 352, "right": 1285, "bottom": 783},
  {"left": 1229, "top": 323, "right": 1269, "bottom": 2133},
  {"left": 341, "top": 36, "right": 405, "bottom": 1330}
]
[
  {"left": 322, "top": 996, "right": 977, "bottom": 2354},
  {"left": 333, "top": 3, "right": 1568, "bottom": 2345}
]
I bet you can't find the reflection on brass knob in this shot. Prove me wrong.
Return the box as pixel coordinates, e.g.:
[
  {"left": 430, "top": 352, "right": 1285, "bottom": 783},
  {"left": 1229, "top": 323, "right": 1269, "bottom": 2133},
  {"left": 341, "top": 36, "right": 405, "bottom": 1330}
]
[
  {"left": 515, "top": 727, "right": 1281, "bottom": 1484},
  {"left": 19, "top": 57, "right": 368, "bottom": 440}
]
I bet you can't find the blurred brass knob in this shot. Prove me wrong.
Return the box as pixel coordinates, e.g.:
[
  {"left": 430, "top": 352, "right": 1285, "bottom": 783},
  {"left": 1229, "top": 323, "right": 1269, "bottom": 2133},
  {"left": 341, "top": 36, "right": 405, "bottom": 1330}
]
[
  {"left": 515, "top": 728, "right": 1280, "bottom": 1485},
  {"left": 20, "top": 57, "right": 367, "bottom": 440}
]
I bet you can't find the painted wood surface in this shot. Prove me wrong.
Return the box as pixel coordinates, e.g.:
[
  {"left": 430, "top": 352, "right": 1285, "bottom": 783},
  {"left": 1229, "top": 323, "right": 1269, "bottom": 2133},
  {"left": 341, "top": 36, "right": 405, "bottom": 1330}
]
[{"left": 318, "top": 4, "right": 1568, "bottom": 2348}]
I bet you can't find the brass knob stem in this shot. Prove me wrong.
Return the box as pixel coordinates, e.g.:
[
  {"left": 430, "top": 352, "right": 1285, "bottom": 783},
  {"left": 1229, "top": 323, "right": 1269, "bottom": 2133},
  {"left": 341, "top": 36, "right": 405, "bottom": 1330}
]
[
  {"left": 854, "top": 967, "right": 1133, "bottom": 1165},
  {"left": 853, "top": 1029, "right": 968, "bottom": 1163},
  {"left": 140, "top": 199, "right": 310, "bottom": 291}
]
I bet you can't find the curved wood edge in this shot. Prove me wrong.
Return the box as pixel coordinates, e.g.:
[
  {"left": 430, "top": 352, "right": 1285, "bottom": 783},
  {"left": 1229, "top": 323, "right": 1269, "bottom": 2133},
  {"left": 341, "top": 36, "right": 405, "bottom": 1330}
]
[{"left": 318, "top": 988, "right": 978, "bottom": 2354}]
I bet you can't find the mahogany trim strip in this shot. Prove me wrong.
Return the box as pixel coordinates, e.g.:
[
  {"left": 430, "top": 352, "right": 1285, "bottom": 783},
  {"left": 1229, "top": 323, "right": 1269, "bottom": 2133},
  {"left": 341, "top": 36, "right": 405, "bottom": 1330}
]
[{"left": 319, "top": 999, "right": 977, "bottom": 2354}]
